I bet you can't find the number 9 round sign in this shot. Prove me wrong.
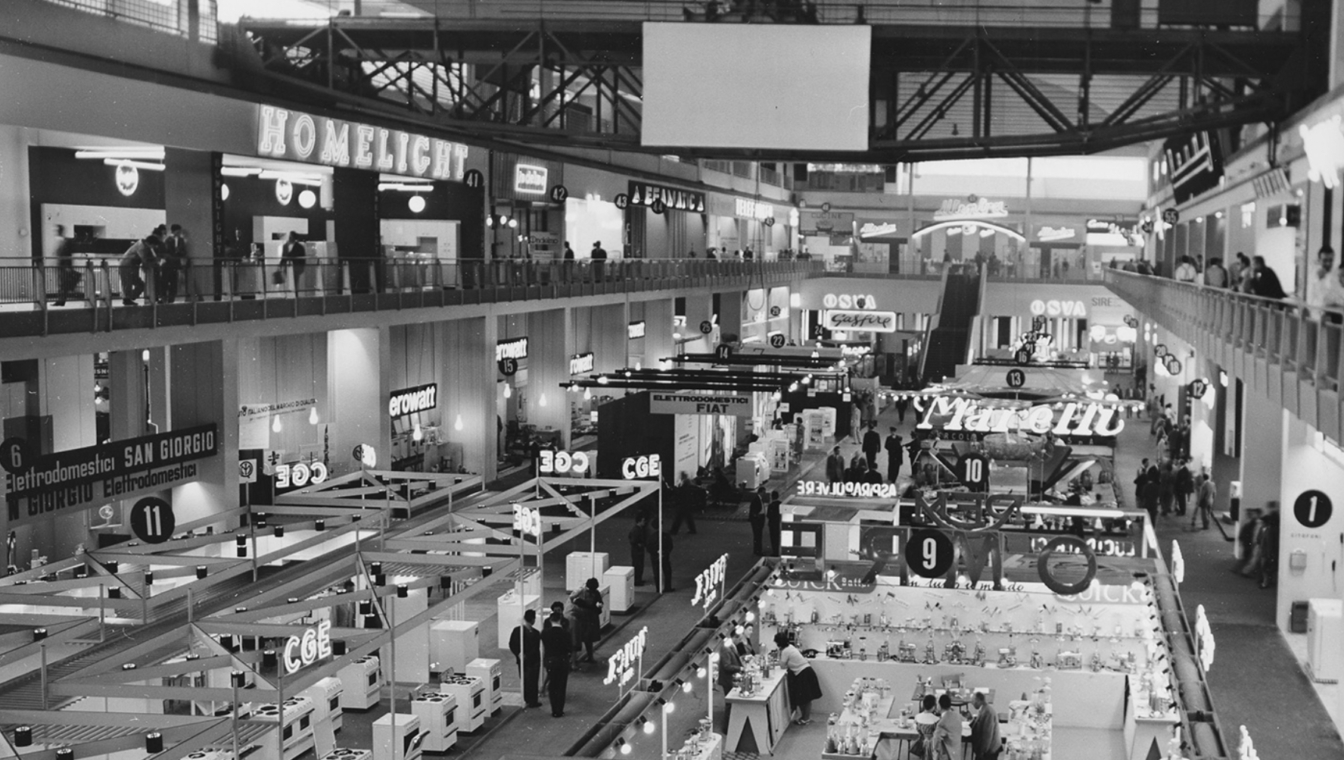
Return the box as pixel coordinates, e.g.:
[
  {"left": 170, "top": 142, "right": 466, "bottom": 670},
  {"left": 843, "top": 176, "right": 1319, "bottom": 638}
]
[{"left": 905, "top": 529, "right": 954, "bottom": 578}]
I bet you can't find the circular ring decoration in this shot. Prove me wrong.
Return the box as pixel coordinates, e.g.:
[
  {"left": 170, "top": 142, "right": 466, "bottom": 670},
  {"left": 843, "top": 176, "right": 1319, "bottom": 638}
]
[{"left": 1036, "top": 535, "right": 1098, "bottom": 595}]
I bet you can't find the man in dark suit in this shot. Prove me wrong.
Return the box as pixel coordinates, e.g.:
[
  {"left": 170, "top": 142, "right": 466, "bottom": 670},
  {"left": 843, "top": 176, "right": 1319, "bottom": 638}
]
[
  {"left": 508, "top": 608, "right": 543, "bottom": 707},
  {"left": 862, "top": 423, "right": 882, "bottom": 471},
  {"left": 885, "top": 428, "right": 904, "bottom": 482},
  {"left": 748, "top": 485, "right": 767, "bottom": 556},
  {"left": 826, "top": 446, "right": 845, "bottom": 484},
  {"left": 540, "top": 607, "right": 572, "bottom": 717}
]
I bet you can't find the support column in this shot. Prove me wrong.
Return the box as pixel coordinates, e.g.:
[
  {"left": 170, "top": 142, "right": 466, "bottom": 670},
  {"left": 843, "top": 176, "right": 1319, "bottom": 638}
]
[
  {"left": 170, "top": 340, "right": 235, "bottom": 524},
  {"left": 328, "top": 328, "right": 388, "bottom": 475},
  {"left": 37, "top": 354, "right": 97, "bottom": 560},
  {"left": 717, "top": 292, "right": 743, "bottom": 343},
  {"left": 644, "top": 299, "right": 676, "bottom": 371},
  {"left": 1239, "top": 396, "right": 1284, "bottom": 616},
  {"left": 0, "top": 126, "right": 32, "bottom": 259},
  {"left": 108, "top": 349, "right": 150, "bottom": 441},
  {"left": 526, "top": 308, "right": 570, "bottom": 448},
  {"left": 164, "top": 148, "right": 218, "bottom": 300},
  {"left": 440, "top": 317, "right": 496, "bottom": 480},
  {"left": 332, "top": 168, "right": 380, "bottom": 292},
  {"left": 684, "top": 294, "right": 714, "bottom": 354}
]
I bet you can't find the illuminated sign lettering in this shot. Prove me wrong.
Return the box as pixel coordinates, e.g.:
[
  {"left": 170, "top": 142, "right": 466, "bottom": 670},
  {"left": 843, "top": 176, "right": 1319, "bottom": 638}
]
[
  {"left": 858, "top": 222, "right": 898, "bottom": 238},
  {"left": 256, "top": 105, "right": 468, "bottom": 181},
  {"left": 627, "top": 321, "right": 646, "bottom": 339},
  {"left": 621, "top": 454, "right": 661, "bottom": 480},
  {"left": 1301, "top": 115, "right": 1344, "bottom": 189},
  {"left": 1037, "top": 226, "right": 1076, "bottom": 242},
  {"left": 796, "top": 480, "right": 899, "bottom": 499},
  {"left": 569, "top": 353, "right": 594, "bottom": 376},
  {"left": 515, "top": 164, "right": 548, "bottom": 194},
  {"left": 275, "top": 461, "right": 328, "bottom": 490},
  {"left": 649, "top": 392, "right": 752, "bottom": 417},
  {"left": 821, "top": 294, "right": 876, "bottom": 310},
  {"left": 388, "top": 383, "right": 438, "bottom": 418},
  {"left": 735, "top": 198, "right": 774, "bottom": 221},
  {"left": 628, "top": 181, "right": 705, "bottom": 213},
  {"left": 1029, "top": 299, "right": 1087, "bottom": 317},
  {"left": 691, "top": 553, "right": 729, "bottom": 609},
  {"left": 915, "top": 397, "right": 1124, "bottom": 438},
  {"left": 933, "top": 195, "right": 1008, "bottom": 221},
  {"left": 495, "top": 337, "right": 529, "bottom": 362},
  {"left": 538, "top": 450, "right": 590, "bottom": 475},
  {"left": 283, "top": 620, "right": 333, "bottom": 674},
  {"left": 822, "top": 310, "right": 896, "bottom": 333},
  {"left": 512, "top": 503, "right": 542, "bottom": 538},
  {"left": 603, "top": 626, "right": 648, "bottom": 687}
]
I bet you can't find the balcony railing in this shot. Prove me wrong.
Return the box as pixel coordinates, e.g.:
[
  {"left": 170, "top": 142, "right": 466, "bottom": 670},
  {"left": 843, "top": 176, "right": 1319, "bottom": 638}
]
[
  {"left": 1103, "top": 269, "right": 1344, "bottom": 395},
  {"left": 0, "top": 256, "right": 824, "bottom": 338}
]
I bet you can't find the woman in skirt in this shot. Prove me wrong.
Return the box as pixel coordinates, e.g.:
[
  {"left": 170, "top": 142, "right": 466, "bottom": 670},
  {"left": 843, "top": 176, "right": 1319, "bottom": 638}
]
[{"left": 774, "top": 631, "right": 823, "bottom": 725}]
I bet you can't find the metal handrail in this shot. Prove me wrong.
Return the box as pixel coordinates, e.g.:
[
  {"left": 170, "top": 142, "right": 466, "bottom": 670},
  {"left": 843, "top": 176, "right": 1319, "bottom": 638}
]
[{"left": 1103, "top": 269, "right": 1344, "bottom": 395}]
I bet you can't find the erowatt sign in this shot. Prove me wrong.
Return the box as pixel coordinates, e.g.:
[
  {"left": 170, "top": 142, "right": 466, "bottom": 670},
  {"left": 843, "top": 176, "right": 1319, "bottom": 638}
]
[
  {"left": 650, "top": 392, "right": 752, "bottom": 416},
  {"left": 256, "top": 105, "right": 469, "bottom": 181}
]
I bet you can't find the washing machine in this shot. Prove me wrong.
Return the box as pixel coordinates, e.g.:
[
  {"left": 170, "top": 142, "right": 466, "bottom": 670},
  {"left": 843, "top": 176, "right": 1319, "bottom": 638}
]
[
  {"left": 438, "top": 674, "right": 485, "bottom": 732},
  {"left": 409, "top": 691, "right": 458, "bottom": 752},
  {"left": 465, "top": 659, "right": 502, "bottom": 716},
  {"left": 337, "top": 655, "right": 381, "bottom": 710},
  {"left": 318, "top": 749, "right": 370, "bottom": 760},
  {"left": 372, "top": 713, "right": 423, "bottom": 760},
  {"left": 249, "top": 696, "right": 315, "bottom": 760},
  {"left": 301, "top": 676, "right": 345, "bottom": 733}
]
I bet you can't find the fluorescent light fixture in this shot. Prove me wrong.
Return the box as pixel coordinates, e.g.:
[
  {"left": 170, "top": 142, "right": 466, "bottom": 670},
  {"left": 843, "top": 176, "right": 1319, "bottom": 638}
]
[
  {"left": 379, "top": 183, "right": 435, "bottom": 193},
  {"left": 76, "top": 148, "right": 164, "bottom": 160},
  {"left": 257, "top": 170, "right": 323, "bottom": 186},
  {"left": 221, "top": 166, "right": 262, "bottom": 177},
  {"left": 102, "top": 159, "right": 165, "bottom": 171}
]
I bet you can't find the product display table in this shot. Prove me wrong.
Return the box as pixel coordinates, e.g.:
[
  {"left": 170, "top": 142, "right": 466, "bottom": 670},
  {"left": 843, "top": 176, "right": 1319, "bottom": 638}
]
[
  {"left": 725, "top": 668, "right": 790, "bottom": 755},
  {"left": 669, "top": 730, "right": 723, "bottom": 760}
]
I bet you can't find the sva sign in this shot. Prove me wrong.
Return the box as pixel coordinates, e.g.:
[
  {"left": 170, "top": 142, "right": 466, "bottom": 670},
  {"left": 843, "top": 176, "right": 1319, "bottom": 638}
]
[
  {"left": 538, "top": 450, "right": 590, "bottom": 475},
  {"left": 621, "top": 454, "right": 661, "bottom": 480},
  {"left": 603, "top": 626, "right": 648, "bottom": 688},
  {"left": 283, "top": 619, "right": 333, "bottom": 674},
  {"left": 1029, "top": 299, "right": 1087, "bottom": 318},
  {"left": 691, "top": 553, "right": 729, "bottom": 609}
]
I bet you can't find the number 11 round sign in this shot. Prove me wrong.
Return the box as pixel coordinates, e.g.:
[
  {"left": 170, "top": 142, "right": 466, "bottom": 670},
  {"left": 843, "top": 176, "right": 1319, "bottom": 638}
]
[{"left": 130, "top": 496, "right": 176, "bottom": 544}]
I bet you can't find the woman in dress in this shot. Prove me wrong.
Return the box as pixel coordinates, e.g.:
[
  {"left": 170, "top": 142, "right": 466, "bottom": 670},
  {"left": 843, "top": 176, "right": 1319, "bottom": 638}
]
[
  {"left": 910, "top": 694, "right": 940, "bottom": 758},
  {"left": 773, "top": 631, "right": 823, "bottom": 725}
]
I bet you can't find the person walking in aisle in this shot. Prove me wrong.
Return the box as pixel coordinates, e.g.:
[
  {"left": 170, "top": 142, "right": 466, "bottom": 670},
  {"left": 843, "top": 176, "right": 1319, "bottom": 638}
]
[
  {"left": 570, "top": 577, "right": 603, "bottom": 664},
  {"left": 1157, "top": 460, "right": 1176, "bottom": 516},
  {"left": 748, "top": 485, "right": 767, "bottom": 556},
  {"left": 862, "top": 423, "right": 882, "bottom": 471},
  {"left": 508, "top": 608, "right": 543, "bottom": 708},
  {"left": 669, "top": 472, "right": 699, "bottom": 535},
  {"left": 969, "top": 691, "right": 1000, "bottom": 760},
  {"left": 1192, "top": 473, "right": 1217, "bottom": 531},
  {"left": 1174, "top": 459, "right": 1194, "bottom": 517},
  {"left": 885, "top": 427, "right": 904, "bottom": 482},
  {"left": 645, "top": 522, "right": 675, "bottom": 591},
  {"left": 540, "top": 606, "right": 572, "bottom": 717},
  {"left": 767, "top": 490, "right": 783, "bottom": 557},
  {"left": 826, "top": 446, "right": 845, "bottom": 484},
  {"left": 895, "top": 394, "right": 910, "bottom": 424},
  {"left": 628, "top": 514, "right": 648, "bottom": 586}
]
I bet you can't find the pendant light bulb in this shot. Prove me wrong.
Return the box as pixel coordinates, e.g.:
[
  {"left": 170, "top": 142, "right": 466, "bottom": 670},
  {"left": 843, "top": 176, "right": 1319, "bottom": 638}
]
[
  {"left": 583, "top": 387, "right": 592, "bottom": 401},
  {"left": 454, "top": 414, "right": 464, "bottom": 431},
  {"left": 635, "top": 361, "right": 642, "bottom": 371},
  {"left": 503, "top": 383, "right": 512, "bottom": 399},
  {"left": 308, "top": 406, "right": 319, "bottom": 425},
  {"left": 539, "top": 392, "right": 548, "bottom": 408},
  {"left": 412, "top": 421, "right": 423, "bottom": 442},
  {"left": 271, "top": 415, "right": 282, "bottom": 433}
]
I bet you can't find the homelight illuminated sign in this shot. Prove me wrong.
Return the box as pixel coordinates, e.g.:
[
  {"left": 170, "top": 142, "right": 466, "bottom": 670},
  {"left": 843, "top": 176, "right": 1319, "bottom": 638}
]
[
  {"left": 256, "top": 105, "right": 468, "bottom": 181},
  {"left": 515, "top": 164, "right": 548, "bottom": 194},
  {"left": 388, "top": 383, "right": 438, "bottom": 418}
]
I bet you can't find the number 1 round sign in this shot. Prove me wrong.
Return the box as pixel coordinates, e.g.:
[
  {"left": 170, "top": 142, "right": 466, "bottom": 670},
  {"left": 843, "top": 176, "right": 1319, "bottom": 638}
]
[
  {"left": 130, "top": 497, "right": 176, "bottom": 544},
  {"left": 905, "top": 529, "right": 953, "bottom": 578},
  {"left": 1294, "top": 489, "right": 1333, "bottom": 529}
]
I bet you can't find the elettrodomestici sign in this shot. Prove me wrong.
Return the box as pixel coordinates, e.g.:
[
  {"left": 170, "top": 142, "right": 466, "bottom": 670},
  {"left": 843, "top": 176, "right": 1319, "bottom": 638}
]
[
  {"left": 649, "top": 392, "right": 753, "bottom": 416},
  {"left": 5, "top": 425, "right": 218, "bottom": 525}
]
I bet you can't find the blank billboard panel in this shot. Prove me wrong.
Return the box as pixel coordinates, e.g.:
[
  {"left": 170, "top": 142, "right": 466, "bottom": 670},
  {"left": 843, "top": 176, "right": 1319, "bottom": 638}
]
[{"left": 641, "top": 23, "right": 871, "bottom": 152}]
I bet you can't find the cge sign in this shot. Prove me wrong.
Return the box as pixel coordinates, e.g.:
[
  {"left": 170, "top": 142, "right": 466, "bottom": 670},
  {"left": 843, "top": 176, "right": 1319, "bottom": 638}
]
[
  {"left": 538, "top": 450, "right": 590, "bottom": 475},
  {"left": 283, "top": 620, "right": 333, "bottom": 674},
  {"left": 621, "top": 454, "right": 661, "bottom": 480}
]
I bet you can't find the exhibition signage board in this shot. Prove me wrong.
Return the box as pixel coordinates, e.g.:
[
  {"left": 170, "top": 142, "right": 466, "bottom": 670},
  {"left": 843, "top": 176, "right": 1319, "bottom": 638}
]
[
  {"left": 388, "top": 383, "right": 438, "bottom": 418},
  {"left": 822, "top": 310, "right": 896, "bottom": 333},
  {"left": 604, "top": 625, "right": 649, "bottom": 688},
  {"left": 650, "top": 392, "right": 753, "bottom": 416},
  {"left": 538, "top": 450, "right": 590, "bottom": 475},
  {"left": 514, "top": 164, "right": 548, "bottom": 195},
  {"left": 933, "top": 196, "right": 1008, "bottom": 221},
  {"left": 621, "top": 454, "right": 662, "bottom": 480},
  {"left": 5, "top": 424, "right": 219, "bottom": 525},
  {"left": 239, "top": 399, "right": 317, "bottom": 450},
  {"left": 627, "top": 321, "right": 646, "bottom": 339},
  {"left": 496, "top": 337, "right": 529, "bottom": 362},
  {"left": 512, "top": 503, "right": 542, "bottom": 538},
  {"left": 256, "top": 105, "right": 469, "bottom": 181},
  {"left": 692, "top": 553, "right": 729, "bottom": 609},
  {"left": 796, "top": 481, "right": 900, "bottom": 499},
  {"left": 283, "top": 620, "right": 334, "bottom": 674},
  {"left": 627, "top": 181, "right": 706, "bottom": 213},
  {"left": 570, "top": 353, "right": 595, "bottom": 376},
  {"left": 914, "top": 396, "right": 1125, "bottom": 439}
]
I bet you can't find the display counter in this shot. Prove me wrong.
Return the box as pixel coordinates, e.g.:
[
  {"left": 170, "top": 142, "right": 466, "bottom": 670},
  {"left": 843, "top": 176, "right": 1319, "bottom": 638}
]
[{"left": 725, "top": 668, "right": 791, "bottom": 755}]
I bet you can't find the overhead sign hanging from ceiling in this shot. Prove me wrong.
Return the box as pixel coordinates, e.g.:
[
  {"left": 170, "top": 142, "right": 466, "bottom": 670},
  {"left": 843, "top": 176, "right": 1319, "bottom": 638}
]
[
  {"left": 650, "top": 392, "right": 753, "bottom": 416},
  {"left": 932, "top": 195, "right": 1009, "bottom": 221},
  {"left": 627, "top": 181, "right": 705, "bottom": 213},
  {"left": 256, "top": 105, "right": 469, "bottom": 181},
  {"left": 514, "top": 164, "right": 549, "bottom": 195},
  {"left": 1163, "top": 131, "right": 1223, "bottom": 204},
  {"left": 388, "top": 383, "right": 438, "bottom": 418},
  {"left": 822, "top": 310, "right": 897, "bottom": 333}
]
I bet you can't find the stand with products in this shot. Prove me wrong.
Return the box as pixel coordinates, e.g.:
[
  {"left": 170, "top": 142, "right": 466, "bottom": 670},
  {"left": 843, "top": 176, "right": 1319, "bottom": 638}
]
[{"left": 724, "top": 663, "right": 790, "bottom": 755}]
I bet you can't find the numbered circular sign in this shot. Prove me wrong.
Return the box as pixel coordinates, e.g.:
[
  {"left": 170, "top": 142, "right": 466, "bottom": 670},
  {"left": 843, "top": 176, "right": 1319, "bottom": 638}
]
[
  {"left": 770, "top": 305, "right": 781, "bottom": 318},
  {"left": 906, "top": 529, "right": 954, "bottom": 578},
  {"left": 352, "top": 444, "right": 377, "bottom": 468},
  {"left": 1005, "top": 369, "right": 1027, "bottom": 388},
  {"left": 1293, "top": 489, "right": 1333, "bottom": 529},
  {"left": 764, "top": 217, "right": 775, "bottom": 227},
  {"left": 650, "top": 198, "right": 667, "bottom": 215},
  {"left": 0, "top": 437, "right": 31, "bottom": 475},
  {"left": 1188, "top": 379, "right": 1209, "bottom": 400},
  {"left": 1014, "top": 348, "right": 1034, "bottom": 366},
  {"left": 958, "top": 453, "right": 989, "bottom": 492},
  {"left": 549, "top": 184, "right": 569, "bottom": 204},
  {"left": 1031, "top": 316, "right": 1047, "bottom": 332},
  {"left": 1140, "top": 218, "right": 1155, "bottom": 235},
  {"left": 821, "top": 202, "right": 832, "bottom": 213},
  {"left": 614, "top": 193, "right": 630, "bottom": 210},
  {"left": 699, "top": 320, "right": 714, "bottom": 335},
  {"left": 130, "top": 497, "right": 175, "bottom": 544},
  {"left": 769, "top": 333, "right": 787, "bottom": 348},
  {"left": 498, "top": 357, "right": 519, "bottom": 377},
  {"left": 463, "top": 169, "right": 484, "bottom": 189},
  {"left": 715, "top": 344, "right": 734, "bottom": 360},
  {"left": 1155, "top": 344, "right": 1168, "bottom": 356},
  {"left": 1162, "top": 207, "right": 1180, "bottom": 225},
  {"left": 1165, "top": 357, "right": 1183, "bottom": 375}
]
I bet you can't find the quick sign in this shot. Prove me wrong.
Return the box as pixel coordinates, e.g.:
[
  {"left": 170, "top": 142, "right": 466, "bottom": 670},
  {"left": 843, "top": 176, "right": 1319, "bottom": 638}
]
[
  {"left": 512, "top": 503, "right": 542, "bottom": 538},
  {"left": 604, "top": 626, "right": 648, "bottom": 688},
  {"left": 496, "top": 337, "right": 529, "bottom": 362},
  {"left": 628, "top": 181, "right": 705, "bottom": 213},
  {"left": 691, "top": 553, "right": 728, "bottom": 609},
  {"left": 797, "top": 481, "right": 899, "bottom": 499},
  {"left": 1029, "top": 299, "right": 1087, "bottom": 318},
  {"left": 933, "top": 195, "right": 1008, "bottom": 221},
  {"left": 256, "top": 105, "right": 468, "bottom": 181},
  {"left": 275, "top": 461, "right": 329, "bottom": 491},
  {"left": 621, "top": 454, "right": 661, "bottom": 480},
  {"left": 538, "top": 450, "right": 590, "bottom": 474},
  {"left": 283, "top": 620, "right": 333, "bottom": 675},
  {"left": 822, "top": 294, "right": 876, "bottom": 310},
  {"left": 569, "top": 353, "right": 594, "bottom": 376},
  {"left": 915, "top": 397, "right": 1125, "bottom": 438},
  {"left": 822, "top": 310, "right": 896, "bottom": 333},
  {"left": 5, "top": 425, "right": 218, "bottom": 525},
  {"left": 627, "top": 321, "right": 646, "bottom": 339},
  {"left": 388, "top": 384, "right": 438, "bottom": 418},
  {"left": 649, "top": 392, "right": 753, "bottom": 417},
  {"left": 514, "top": 164, "right": 548, "bottom": 195}
]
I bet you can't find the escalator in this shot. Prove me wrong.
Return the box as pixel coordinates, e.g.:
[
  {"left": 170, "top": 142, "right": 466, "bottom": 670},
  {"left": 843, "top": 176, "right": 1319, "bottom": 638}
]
[{"left": 919, "top": 269, "right": 983, "bottom": 384}]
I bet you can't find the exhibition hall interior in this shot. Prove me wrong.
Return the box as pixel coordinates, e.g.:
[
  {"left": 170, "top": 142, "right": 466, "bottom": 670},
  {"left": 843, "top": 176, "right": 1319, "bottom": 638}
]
[{"left": 2, "top": 2, "right": 1344, "bottom": 760}]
